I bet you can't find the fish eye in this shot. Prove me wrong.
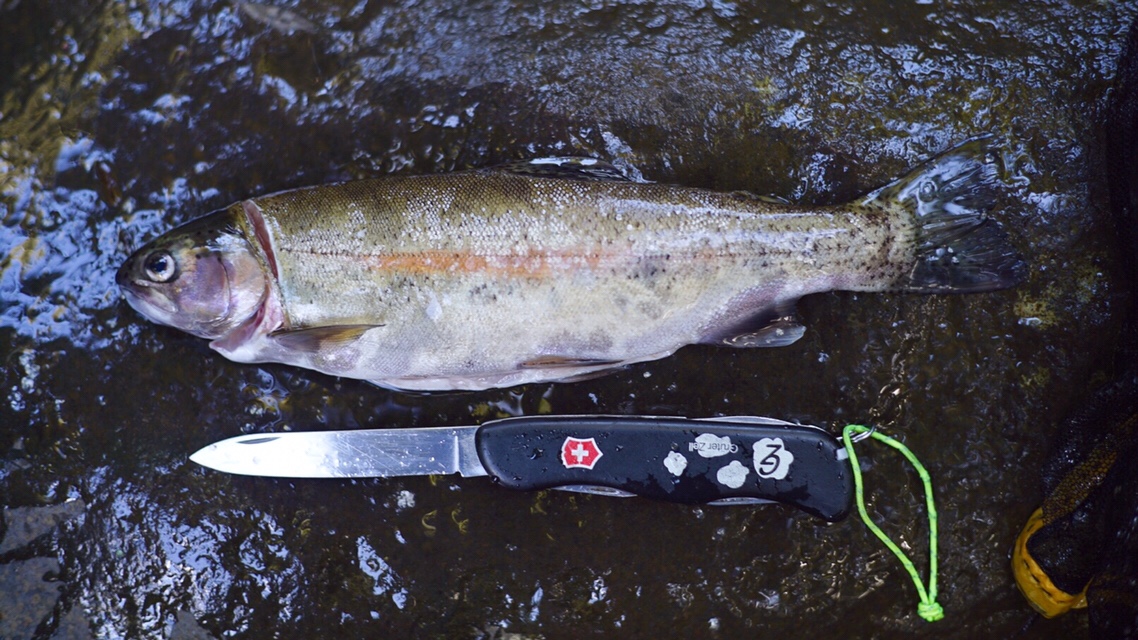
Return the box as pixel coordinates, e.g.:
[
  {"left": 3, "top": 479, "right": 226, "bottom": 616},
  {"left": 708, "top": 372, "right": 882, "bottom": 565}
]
[{"left": 144, "top": 251, "right": 177, "bottom": 283}]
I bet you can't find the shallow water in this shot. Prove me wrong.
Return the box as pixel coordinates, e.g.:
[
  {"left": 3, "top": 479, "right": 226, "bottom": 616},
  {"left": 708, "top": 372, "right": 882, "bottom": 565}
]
[{"left": 0, "top": 0, "right": 1133, "bottom": 638}]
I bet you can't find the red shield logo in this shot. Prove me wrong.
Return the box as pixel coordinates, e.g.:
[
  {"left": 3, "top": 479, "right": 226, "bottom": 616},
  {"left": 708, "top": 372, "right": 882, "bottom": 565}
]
[{"left": 561, "top": 437, "right": 604, "bottom": 469}]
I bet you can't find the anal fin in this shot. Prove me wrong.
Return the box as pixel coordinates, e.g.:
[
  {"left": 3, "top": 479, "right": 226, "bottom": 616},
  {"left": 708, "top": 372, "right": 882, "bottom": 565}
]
[
  {"left": 722, "top": 318, "right": 806, "bottom": 348},
  {"left": 703, "top": 301, "right": 806, "bottom": 349}
]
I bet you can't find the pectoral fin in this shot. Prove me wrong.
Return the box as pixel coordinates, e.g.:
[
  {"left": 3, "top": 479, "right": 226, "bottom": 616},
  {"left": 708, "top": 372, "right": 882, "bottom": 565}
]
[{"left": 269, "top": 325, "right": 382, "bottom": 352}]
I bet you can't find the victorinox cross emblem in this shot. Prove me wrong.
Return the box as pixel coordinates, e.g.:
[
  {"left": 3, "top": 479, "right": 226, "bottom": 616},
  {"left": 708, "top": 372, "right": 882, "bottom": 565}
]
[{"left": 561, "top": 436, "right": 604, "bottom": 470}]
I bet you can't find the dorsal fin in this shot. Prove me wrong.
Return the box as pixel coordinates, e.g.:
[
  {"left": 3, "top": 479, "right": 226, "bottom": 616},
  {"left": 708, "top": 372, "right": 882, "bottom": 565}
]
[
  {"left": 728, "top": 190, "right": 792, "bottom": 205},
  {"left": 492, "top": 157, "right": 634, "bottom": 182}
]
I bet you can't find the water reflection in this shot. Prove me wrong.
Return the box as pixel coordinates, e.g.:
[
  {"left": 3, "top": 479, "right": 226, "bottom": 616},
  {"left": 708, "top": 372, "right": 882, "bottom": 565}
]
[
  {"left": 356, "top": 535, "right": 408, "bottom": 609},
  {"left": 69, "top": 470, "right": 315, "bottom": 638}
]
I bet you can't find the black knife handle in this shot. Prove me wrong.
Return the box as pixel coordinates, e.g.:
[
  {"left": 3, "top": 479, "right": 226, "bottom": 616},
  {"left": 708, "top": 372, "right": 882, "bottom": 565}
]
[{"left": 474, "top": 415, "right": 853, "bottom": 522}]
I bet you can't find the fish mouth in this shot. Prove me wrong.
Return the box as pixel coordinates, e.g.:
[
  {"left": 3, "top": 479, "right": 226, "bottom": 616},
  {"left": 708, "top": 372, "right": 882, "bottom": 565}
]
[
  {"left": 119, "top": 281, "right": 179, "bottom": 319},
  {"left": 117, "top": 252, "right": 180, "bottom": 319},
  {"left": 115, "top": 251, "right": 139, "bottom": 288}
]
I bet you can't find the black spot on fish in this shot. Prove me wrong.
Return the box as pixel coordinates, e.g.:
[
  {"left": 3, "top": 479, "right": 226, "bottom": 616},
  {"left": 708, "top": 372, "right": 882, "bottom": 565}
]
[{"left": 627, "top": 256, "right": 669, "bottom": 285}]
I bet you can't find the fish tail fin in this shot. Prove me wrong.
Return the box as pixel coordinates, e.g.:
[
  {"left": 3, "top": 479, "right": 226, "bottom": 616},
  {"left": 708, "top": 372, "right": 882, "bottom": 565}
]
[{"left": 865, "top": 135, "right": 1026, "bottom": 293}]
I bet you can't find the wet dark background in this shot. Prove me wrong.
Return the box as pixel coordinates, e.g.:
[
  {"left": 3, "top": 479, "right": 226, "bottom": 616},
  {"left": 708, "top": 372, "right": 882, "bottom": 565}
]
[{"left": 1, "top": 0, "right": 1134, "bottom": 638}]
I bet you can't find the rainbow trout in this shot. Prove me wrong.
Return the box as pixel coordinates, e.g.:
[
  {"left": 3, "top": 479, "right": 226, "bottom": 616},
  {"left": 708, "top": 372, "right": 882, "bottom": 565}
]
[{"left": 117, "top": 138, "right": 1024, "bottom": 391}]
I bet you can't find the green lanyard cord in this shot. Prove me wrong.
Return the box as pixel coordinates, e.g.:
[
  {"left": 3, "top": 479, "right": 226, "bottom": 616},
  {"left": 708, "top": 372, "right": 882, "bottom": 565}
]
[{"left": 841, "top": 424, "right": 944, "bottom": 623}]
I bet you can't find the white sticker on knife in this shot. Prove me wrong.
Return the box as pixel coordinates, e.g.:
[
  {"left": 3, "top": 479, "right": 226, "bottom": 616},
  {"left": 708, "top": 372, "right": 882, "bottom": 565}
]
[
  {"left": 664, "top": 451, "right": 688, "bottom": 476},
  {"left": 753, "top": 438, "right": 793, "bottom": 479},
  {"left": 716, "top": 460, "right": 749, "bottom": 488}
]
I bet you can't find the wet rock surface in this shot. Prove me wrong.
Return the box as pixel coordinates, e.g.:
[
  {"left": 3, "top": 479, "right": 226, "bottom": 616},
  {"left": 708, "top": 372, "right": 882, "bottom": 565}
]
[{"left": 1, "top": 0, "right": 1135, "bottom": 637}]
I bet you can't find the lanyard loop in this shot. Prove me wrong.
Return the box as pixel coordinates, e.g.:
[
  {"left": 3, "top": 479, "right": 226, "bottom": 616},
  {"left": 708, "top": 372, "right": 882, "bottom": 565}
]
[{"left": 842, "top": 424, "right": 944, "bottom": 622}]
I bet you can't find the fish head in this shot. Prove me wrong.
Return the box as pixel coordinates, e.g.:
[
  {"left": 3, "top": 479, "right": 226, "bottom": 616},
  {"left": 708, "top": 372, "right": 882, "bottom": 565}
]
[{"left": 117, "top": 209, "right": 268, "bottom": 339}]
